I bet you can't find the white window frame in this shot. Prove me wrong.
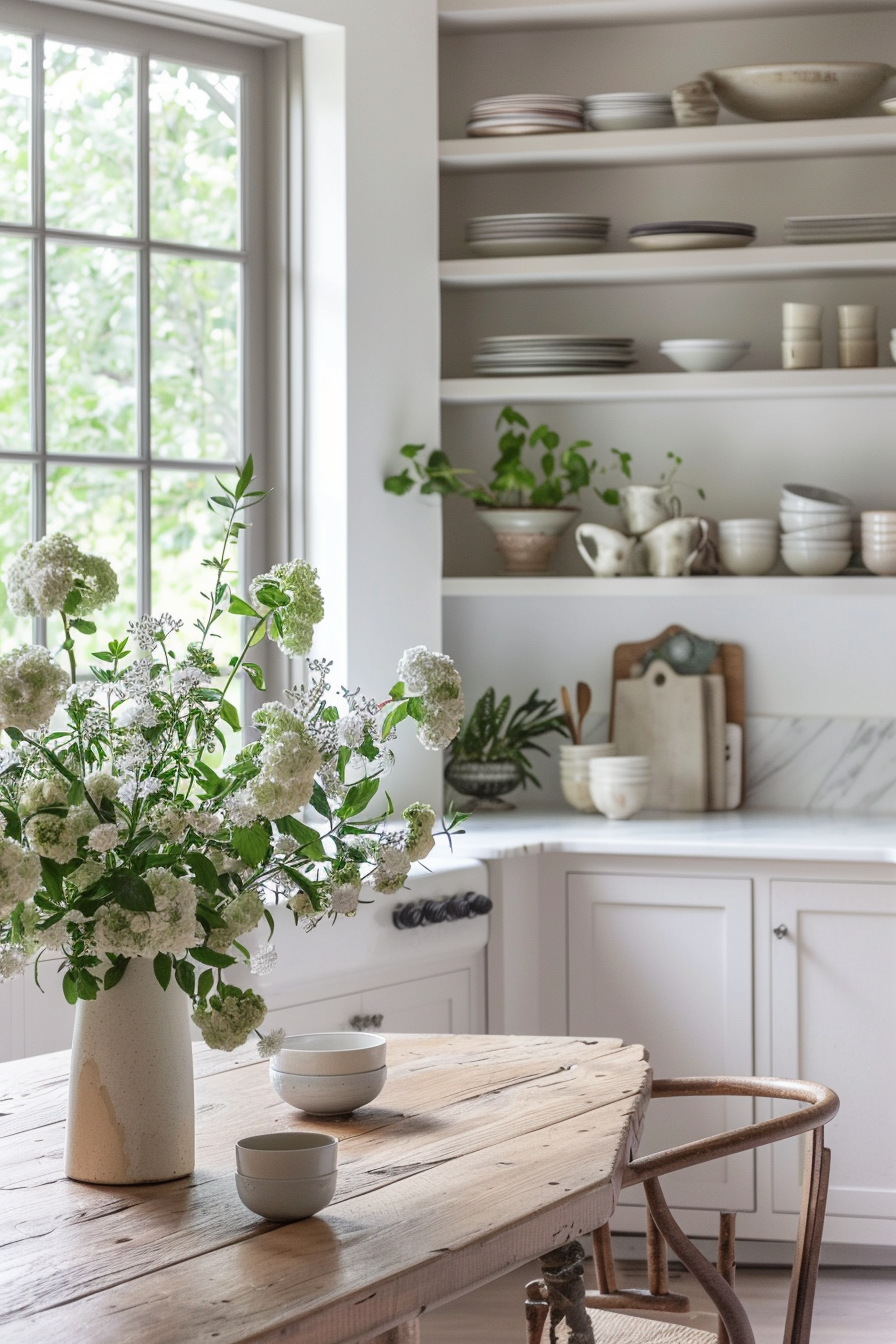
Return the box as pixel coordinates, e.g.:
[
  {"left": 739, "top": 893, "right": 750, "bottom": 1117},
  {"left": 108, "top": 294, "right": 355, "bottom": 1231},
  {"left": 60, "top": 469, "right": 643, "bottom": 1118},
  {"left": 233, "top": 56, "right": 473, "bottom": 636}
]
[{"left": 0, "top": 0, "right": 292, "bottom": 694}]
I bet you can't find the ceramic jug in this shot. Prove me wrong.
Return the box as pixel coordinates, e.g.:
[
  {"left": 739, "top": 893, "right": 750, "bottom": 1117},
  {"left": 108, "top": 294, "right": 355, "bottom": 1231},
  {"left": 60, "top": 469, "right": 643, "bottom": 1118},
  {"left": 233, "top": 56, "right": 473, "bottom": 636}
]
[
  {"left": 643, "top": 516, "right": 709, "bottom": 577},
  {"left": 619, "top": 485, "right": 679, "bottom": 536},
  {"left": 575, "top": 524, "right": 637, "bottom": 577}
]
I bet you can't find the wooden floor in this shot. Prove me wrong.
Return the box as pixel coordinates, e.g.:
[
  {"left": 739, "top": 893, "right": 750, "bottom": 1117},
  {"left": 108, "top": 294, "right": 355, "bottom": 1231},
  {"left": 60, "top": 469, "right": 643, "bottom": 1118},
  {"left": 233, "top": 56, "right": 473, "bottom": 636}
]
[{"left": 421, "top": 1257, "right": 896, "bottom": 1344}]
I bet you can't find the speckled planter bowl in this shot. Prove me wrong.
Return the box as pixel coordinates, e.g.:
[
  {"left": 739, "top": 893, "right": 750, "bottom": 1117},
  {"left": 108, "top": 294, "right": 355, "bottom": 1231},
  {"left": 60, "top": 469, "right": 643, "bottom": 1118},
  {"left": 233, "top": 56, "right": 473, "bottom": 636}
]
[
  {"left": 65, "top": 957, "right": 194, "bottom": 1185},
  {"left": 445, "top": 757, "right": 524, "bottom": 810},
  {"left": 476, "top": 507, "right": 578, "bottom": 574}
]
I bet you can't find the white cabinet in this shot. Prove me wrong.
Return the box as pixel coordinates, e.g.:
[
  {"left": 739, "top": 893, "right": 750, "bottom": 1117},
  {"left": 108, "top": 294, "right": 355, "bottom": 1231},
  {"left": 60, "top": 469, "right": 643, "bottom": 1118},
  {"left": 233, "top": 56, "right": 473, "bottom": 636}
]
[
  {"left": 567, "top": 872, "right": 754, "bottom": 1219},
  {"left": 771, "top": 879, "right": 896, "bottom": 1225},
  {"left": 260, "top": 963, "right": 484, "bottom": 1036}
]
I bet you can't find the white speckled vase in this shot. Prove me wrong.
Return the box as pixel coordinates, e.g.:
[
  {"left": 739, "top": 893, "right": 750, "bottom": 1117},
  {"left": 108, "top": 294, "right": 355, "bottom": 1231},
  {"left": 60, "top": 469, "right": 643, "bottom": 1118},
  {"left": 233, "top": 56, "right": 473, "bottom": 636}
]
[{"left": 65, "top": 957, "right": 194, "bottom": 1185}]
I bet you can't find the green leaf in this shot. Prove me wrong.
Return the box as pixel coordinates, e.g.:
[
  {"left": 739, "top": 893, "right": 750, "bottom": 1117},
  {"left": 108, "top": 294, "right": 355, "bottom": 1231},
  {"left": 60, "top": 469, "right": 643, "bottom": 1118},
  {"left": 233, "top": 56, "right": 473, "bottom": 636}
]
[
  {"left": 275, "top": 814, "right": 326, "bottom": 860},
  {"left": 389, "top": 681, "right": 405, "bottom": 699},
  {"left": 62, "top": 589, "right": 82, "bottom": 615},
  {"left": 174, "top": 959, "right": 195, "bottom": 997},
  {"left": 184, "top": 851, "right": 219, "bottom": 896},
  {"left": 406, "top": 696, "right": 426, "bottom": 724},
  {"left": 62, "top": 970, "right": 79, "bottom": 1005},
  {"left": 230, "top": 823, "right": 271, "bottom": 866},
  {"left": 196, "top": 901, "right": 228, "bottom": 932},
  {"left": 248, "top": 618, "right": 269, "bottom": 647},
  {"left": 320, "top": 705, "right": 339, "bottom": 723},
  {"left": 337, "top": 775, "right": 380, "bottom": 820},
  {"left": 103, "top": 957, "right": 129, "bottom": 991},
  {"left": 243, "top": 661, "right": 265, "bottom": 691},
  {"left": 39, "top": 857, "right": 65, "bottom": 903},
  {"left": 197, "top": 968, "right": 214, "bottom": 1000},
  {"left": 234, "top": 454, "right": 254, "bottom": 501},
  {"left": 71, "top": 618, "right": 97, "bottom": 635},
  {"left": 228, "top": 596, "right": 259, "bottom": 617},
  {"left": 399, "top": 443, "right": 425, "bottom": 459},
  {"left": 190, "top": 945, "right": 237, "bottom": 968},
  {"left": 108, "top": 869, "right": 156, "bottom": 913},
  {"left": 76, "top": 969, "right": 98, "bottom": 1001},
  {"left": 218, "top": 698, "right": 241, "bottom": 732},
  {"left": 384, "top": 470, "right": 415, "bottom": 496},
  {"left": 308, "top": 782, "right": 331, "bottom": 820},
  {"left": 253, "top": 583, "right": 290, "bottom": 609},
  {"left": 67, "top": 780, "right": 85, "bottom": 806},
  {"left": 153, "top": 952, "right": 172, "bottom": 991},
  {"left": 381, "top": 701, "right": 410, "bottom": 737}
]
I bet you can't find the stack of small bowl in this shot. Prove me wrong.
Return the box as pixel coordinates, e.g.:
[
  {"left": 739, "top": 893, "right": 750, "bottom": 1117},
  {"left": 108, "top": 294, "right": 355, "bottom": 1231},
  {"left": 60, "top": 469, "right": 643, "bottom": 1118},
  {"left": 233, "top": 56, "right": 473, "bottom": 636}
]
[
  {"left": 780, "top": 484, "right": 854, "bottom": 576},
  {"left": 584, "top": 91, "right": 674, "bottom": 130},
  {"left": 838, "top": 304, "right": 878, "bottom": 369},
  {"left": 235, "top": 1132, "right": 338, "bottom": 1222},
  {"left": 560, "top": 742, "right": 617, "bottom": 812},
  {"left": 861, "top": 512, "right": 896, "bottom": 575},
  {"left": 589, "top": 756, "right": 651, "bottom": 820},
  {"left": 719, "top": 519, "right": 779, "bottom": 575},
  {"left": 782, "top": 303, "right": 822, "bottom": 370},
  {"left": 270, "top": 1032, "right": 387, "bottom": 1116}
]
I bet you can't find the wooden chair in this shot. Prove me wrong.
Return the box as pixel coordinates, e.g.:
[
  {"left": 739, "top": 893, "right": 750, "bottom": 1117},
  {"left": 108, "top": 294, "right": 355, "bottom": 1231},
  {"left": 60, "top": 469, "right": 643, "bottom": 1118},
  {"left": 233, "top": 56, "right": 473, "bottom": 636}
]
[{"left": 525, "top": 1076, "right": 839, "bottom": 1344}]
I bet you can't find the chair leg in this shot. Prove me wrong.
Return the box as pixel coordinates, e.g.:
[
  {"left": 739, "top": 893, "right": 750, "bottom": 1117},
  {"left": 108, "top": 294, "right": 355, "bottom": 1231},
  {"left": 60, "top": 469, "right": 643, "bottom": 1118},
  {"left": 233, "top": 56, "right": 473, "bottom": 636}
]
[
  {"left": 783, "top": 1128, "right": 831, "bottom": 1344},
  {"left": 525, "top": 1284, "right": 549, "bottom": 1344},
  {"left": 717, "top": 1212, "right": 736, "bottom": 1344},
  {"left": 591, "top": 1223, "right": 618, "bottom": 1294},
  {"left": 647, "top": 1208, "right": 670, "bottom": 1297}
]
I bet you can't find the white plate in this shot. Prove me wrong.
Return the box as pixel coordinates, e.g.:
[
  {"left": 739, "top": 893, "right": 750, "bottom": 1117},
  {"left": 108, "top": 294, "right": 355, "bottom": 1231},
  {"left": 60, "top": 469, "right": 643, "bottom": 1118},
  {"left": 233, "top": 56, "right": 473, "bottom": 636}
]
[
  {"left": 630, "top": 232, "right": 754, "bottom": 250},
  {"left": 468, "top": 238, "right": 607, "bottom": 256}
]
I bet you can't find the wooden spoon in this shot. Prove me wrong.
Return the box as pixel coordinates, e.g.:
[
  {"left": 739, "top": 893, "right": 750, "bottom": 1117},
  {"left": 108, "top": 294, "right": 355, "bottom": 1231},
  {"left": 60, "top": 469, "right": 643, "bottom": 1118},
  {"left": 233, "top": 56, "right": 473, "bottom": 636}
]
[
  {"left": 561, "top": 685, "right": 579, "bottom": 744},
  {"left": 576, "top": 682, "right": 592, "bottom": 739}
]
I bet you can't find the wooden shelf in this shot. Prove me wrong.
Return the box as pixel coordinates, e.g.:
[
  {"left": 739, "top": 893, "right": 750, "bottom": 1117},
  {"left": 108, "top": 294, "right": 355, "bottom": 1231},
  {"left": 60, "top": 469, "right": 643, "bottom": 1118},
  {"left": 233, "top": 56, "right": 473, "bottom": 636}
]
[
  {"left": 438, "top": 0, "right": 891, "bottom": 34},
  {"left": 443, "top": 575, "right": 896, "bottom": 596},
  {"left": 440, "top": 240, "right": 896, "bottom": 289},
  {"left": 441, "top": 368, "right": 896, "bottom": 403},
  {"left": 440, "top": 117, "right": 896, "bottom": 173}
]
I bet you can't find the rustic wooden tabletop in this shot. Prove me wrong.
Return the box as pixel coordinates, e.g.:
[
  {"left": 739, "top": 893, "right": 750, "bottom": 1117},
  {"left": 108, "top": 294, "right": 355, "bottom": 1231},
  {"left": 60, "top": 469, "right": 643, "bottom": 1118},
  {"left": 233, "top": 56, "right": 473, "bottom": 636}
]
[{"left": 0, "top": 1033, "right": 650, "bottom": 1344}]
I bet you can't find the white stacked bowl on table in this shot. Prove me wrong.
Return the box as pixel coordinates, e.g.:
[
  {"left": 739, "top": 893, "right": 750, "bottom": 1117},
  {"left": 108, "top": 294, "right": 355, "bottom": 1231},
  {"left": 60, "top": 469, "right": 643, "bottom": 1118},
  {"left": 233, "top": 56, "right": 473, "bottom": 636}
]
[
  {"left": 719, "top": 519, "right": 779, "bottom": 575},
  {"left": 465, "top": 213, "right": 610, "bottom": 258},
  {"left": 861, "top": 512, "right": 896, "bottom": 575},
  {"left": 270, "top": 1032, "right": 387, "bottom": 1115},
  {"left": 466, "top": 94, "right": 585, "bottom": 137},
  {"left": 779, "top": 484, "right": 854, "bottom": 575},
  {"left": 589, "top": 756, "right": 651, "bottom": 820},
  {"left": 585, "top": 92, "right": 674, "bottom": 131},
  {"left": 235, "top": 1132, "right": 339, "bottom": 1222},
  {"left": 560, "top": 743, "right": 618, "bottom": 813}
]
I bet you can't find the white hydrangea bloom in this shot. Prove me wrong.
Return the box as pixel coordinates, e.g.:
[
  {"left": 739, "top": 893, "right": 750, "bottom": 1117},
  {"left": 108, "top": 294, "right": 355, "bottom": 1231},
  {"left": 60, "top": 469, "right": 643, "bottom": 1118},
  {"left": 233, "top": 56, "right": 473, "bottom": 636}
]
[
  {"left": 190, "top": 810, "right": 224, "bottom": 837},
  {"left": 329, "top": 881, "right": 361, "bottom": 915},
  {"left": 371, "top": 837, "right": 412, "bottom": 894},
  {"left": 395, "top": 647, "right": 464, "bottom": 751},
  {"left": 6, "top": 533, "right": 118, "bottom": 618},
  {"left": 404, "top": 803, "right": 436, "bottom": 862},
  {"left": 0, "top": 646, "right": 70, "bottom": 731},
  {"left": 256, "top": 1026, "right": 286, "bottom": 1059},
  {"left": 0, "top": 945, "right": 26, "bottom": 981},
  {"left": 68, "top": 859, "right": 103, "bottom": 892},
  {"left": 93, "top": 868, "right": 198, "bottom": 958},
  {"left": 287, "top": 890, "right": 315, "bottom": 918},
  {"left": 208, "top": 888, "right": 265, "bottom": 952},
  {"left": 0, "top": 838, "right": 42, "bottom": 919},
  {"left": 272, "top": 834, "right": 298, "bottom": 857},
  {"left": 225, "top": 789, "right": 258, "bottom": 827},
  {"left": 192, "top": 987, "right": 267, "bottom": 1051},
  {"left": 250, "top": 703, "right": 321, "bottom": 820},
  {"left": 24, "top": 812, "right": 78, "bottom": 863},
  {"left": 19, "top": 775, "right": 68, "bottom": 816},
  {"left": 84, "top": 771, "right": 121, "bottom": 806},
  {"left": 250, "top": 560, "right": 324, "bottom": 658},
  {"left": 150, "top": 806, "right": 189, "bottom": 843},
  {"left": 118, "top": 702, "right": 160, "bottom": 729},
  {"left": 87, "top": 823, "right": 119, "bottom": 853}
]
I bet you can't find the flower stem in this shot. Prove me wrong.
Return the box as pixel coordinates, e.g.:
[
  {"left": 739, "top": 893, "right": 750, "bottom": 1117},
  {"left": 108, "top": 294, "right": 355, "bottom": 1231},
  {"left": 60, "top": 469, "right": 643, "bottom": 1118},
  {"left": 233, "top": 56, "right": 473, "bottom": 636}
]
[{"left": 60, "top": 614, "right": 77, "bottom": 683}]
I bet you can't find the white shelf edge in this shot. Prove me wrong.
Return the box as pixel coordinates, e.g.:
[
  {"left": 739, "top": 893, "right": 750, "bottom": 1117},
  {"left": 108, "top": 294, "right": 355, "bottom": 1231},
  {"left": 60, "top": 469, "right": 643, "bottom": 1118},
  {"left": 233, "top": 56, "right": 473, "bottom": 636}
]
[
  {"left": 440, "top": 240, "right": 896, "bottom": 289},
  {"left": 443, "top": 575, "right": 896, "bottom": 596},
  {"left": 438, "top": 0, "right": 895, "bottom": 34},
  {"left": 439, "top": 117, "right": 896, "bottom": 173},
  {"left": 441, "top": 369, "right": 896, "bottom": 403}
]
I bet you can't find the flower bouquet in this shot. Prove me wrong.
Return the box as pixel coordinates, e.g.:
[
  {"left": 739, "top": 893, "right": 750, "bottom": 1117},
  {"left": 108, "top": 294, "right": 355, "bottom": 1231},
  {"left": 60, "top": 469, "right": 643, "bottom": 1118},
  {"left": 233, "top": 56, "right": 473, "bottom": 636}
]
[{"left": 0, "top": 459, "right": 464, "bottom": 1182}]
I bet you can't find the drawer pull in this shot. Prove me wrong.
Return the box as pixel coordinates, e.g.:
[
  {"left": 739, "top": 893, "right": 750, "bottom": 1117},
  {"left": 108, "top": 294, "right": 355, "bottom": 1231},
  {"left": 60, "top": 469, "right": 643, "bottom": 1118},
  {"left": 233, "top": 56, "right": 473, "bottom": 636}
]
[
  {"left": 349, "top": 1013, "right": 383, "bottom": 1031},
  {"left": 392, "top": 891, "right": 492, "bottom": 930},
  {"left": 773, "top": 924, "right": 788, "bottom": 940}
]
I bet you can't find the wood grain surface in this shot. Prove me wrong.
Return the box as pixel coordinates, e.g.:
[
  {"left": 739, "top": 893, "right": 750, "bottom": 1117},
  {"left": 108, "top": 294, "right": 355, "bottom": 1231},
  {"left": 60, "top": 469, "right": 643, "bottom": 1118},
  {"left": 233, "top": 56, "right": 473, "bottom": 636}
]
[{"left": 0, "top": 1034, "right": 650, "bottom": 1344}]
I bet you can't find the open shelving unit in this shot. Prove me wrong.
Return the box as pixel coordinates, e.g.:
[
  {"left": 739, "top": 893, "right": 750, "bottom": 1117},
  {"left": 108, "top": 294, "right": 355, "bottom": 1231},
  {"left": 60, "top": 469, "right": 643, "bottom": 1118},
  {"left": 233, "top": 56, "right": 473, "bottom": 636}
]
[
  {"left": 440, "top": 367, "right": 896, "bottom": 403},
  {"left": 443, "top": 574, "right": 896, "bottom": 595},
  {"left": 438, "top": 0, "right": 891, "bottom": 32}
]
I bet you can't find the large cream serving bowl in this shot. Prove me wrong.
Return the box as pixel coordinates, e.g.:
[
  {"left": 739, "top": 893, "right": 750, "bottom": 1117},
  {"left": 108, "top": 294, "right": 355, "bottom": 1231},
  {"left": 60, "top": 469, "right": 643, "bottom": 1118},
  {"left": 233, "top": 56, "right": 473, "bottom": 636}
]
[{"left": 703, "top": 63, "right": 893, "bottom": 121}]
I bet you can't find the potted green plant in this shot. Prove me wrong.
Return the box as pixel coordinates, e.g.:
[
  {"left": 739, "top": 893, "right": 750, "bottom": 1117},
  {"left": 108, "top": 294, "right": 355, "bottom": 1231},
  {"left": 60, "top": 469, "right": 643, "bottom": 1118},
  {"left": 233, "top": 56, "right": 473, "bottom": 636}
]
[
  {"left": 444, "top": 688, "right": 568, "bottom": 809},
  {"left": 385, "top": 407, "right": 608, "bottom": 574}
]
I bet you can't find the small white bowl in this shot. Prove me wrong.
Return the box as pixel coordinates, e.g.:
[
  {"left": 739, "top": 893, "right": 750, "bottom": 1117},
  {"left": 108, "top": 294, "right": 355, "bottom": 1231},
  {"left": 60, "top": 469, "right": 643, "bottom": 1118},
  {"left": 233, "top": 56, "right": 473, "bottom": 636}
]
[
  {"left": 235, "top": 1131, "right": 337, "bottom": 1179},
  {"left": 781, "top": 484, "right": 854, "bottom": 512},
  {"left": 720, "top": 538, "right": 778, "bottom": 576},
  {"left": 780, "top": 519, "right": 852, "bottom": 541},
  {"left": 862, "top": 547, "right": 896, "bottom": 575},
  {"left": 781, "top": 541, "right": 851, "bottom": 575},
  {"left": 274, "top": 1032, "right": 386, "bottom": 1076},
  {"left": 235, "top": 1170, "right": 338, "bottom": 1222},
  {"left": 271, "top": 1065, "right": 387, "bottom": 1115},
  {"left": 589, "top": 777, "right": 650, "bottom": 820},
  {"left": 559, "top": 743, "right": 617, "bottom": 759},
  {"left": 720, "top": 518, "right": 778, "bottom": 535},
  {"left": 660, "top": 339, "right": 750, "bottom": 372},
  {"left": 561, "top": 776, "right": 598, "bottom": 813}
]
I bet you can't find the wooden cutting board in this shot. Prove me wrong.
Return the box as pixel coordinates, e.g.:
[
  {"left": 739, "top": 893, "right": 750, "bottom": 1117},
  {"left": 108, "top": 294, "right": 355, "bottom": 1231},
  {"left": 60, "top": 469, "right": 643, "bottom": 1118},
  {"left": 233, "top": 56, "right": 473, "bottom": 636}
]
[
  {"left": 609, "top": 625, "right": 745, "bottom": 807},
  {"left": 614, "top": 659, "right": 709, "bottom": 811}
]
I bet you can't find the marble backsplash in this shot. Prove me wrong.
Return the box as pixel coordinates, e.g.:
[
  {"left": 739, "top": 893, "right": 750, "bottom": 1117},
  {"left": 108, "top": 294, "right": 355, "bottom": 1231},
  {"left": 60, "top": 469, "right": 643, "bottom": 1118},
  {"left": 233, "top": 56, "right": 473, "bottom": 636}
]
[{"left": 564, "top": 712, "right": 896, "bottom": 814}]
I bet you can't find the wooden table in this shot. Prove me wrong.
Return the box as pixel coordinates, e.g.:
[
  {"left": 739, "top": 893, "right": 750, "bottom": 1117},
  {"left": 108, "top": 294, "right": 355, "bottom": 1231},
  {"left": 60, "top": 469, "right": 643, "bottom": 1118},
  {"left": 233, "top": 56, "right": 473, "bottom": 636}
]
[{"left": 0, "top": 1034, "right": 650, "bottom": 1344}]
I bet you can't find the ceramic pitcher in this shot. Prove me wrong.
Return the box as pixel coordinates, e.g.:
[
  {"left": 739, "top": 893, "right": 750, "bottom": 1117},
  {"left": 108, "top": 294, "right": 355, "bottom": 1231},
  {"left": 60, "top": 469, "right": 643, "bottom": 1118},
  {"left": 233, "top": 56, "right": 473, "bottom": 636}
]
[
  {"left": 643, "top": 516, "right": 709, "bottom": 577},
  {"left": 619, "top": 485, "right": 679, "bottom": 536},
  {"left": 575, "top": 523, "right": 637, "bottom": 576}
]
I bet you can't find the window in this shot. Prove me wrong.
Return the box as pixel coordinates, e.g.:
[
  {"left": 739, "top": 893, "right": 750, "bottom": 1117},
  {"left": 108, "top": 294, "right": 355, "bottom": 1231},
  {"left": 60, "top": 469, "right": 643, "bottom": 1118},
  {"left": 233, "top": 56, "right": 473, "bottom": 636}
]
[{"left": 0, "top": 2, "right": 272, "bottom": 669}]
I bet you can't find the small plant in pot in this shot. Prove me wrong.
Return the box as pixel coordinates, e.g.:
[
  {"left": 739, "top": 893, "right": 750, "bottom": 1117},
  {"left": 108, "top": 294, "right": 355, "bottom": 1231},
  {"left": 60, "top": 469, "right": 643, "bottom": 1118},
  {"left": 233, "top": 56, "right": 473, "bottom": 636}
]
[
  {"left": 384, "top": 407, "right": 602, "bottom": 574},
  {"left": 444, "top": 688, "right": 568, "bottom": 810}
]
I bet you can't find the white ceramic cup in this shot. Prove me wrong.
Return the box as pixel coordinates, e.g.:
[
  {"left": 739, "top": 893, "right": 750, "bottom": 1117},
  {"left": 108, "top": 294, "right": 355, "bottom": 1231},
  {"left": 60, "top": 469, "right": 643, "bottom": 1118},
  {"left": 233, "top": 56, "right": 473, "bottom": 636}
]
[
  {"left": 575, "top": 523, "right": 637, "bottom": 576},
  {"left": 643, "top": 516, "right": 709, "bottom": 576},
  {"left": 838, "top": 304, "right": 877, "bottom": 330},
  {"left": 783, "top": 302, "right": 822, "bottom": 328},
  {"left": 618, "top": 484, "right": 678, "bottom": 536},
  {"left": 782, "top": 339, "right": 822, "bottom": 370},
  {"left": 838, "top": 340, "right": 877, "bottom": 368}
]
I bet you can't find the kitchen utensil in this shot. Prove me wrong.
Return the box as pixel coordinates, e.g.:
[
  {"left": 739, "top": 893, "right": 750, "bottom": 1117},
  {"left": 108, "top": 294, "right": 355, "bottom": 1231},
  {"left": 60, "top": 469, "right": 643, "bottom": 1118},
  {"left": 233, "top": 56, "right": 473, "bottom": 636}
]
[
  {"left": 613, "top": 660, "right": 708, "bottom": 811},
  {"left": 610, "top": 626, "right": 746, "bottom": 806},
  {"left": 466, "top": 213, "right": 609, "bottom": 258},
  {"left": 576, "top": 522, "right": 638, "bottom": 575},
  {"left": 560, "top": 682, "right": 593, "bottom": 743},
  {"left": 473, "top": 334, "right": 636, "bottom": 376},
  {"left": 643, "top": 516, "right": 709, "bottom": 576},
  {"left": 839, "top": 339, "right": 878, "bottom": 368},
  {"left": 466, "top": 94, "right": 585, "bottom": 137},
  {"left": 560, "top": 742, "right": 618, "bottom": 812},
  {"left": 585, "top": 92, "right": 675, "bottom": 131},
  {"left": 780, "top": 519, "right": 852, "bottom": 541},
  {"left": 577, "top": 681, "right": 592, "bottom": 730},
  {"left": 704, "top": 673, "right": 728, "bottom": 811},
  {"left": 785, "top": 213, "right": 896, "bottom": 243},
  {"left": 702, "top": 62, "right": 893, "bottom": 121},
  {"left": 660, "top": 339, "right": 750, "bottom": 372},
  {"left": 588, "top": 763, "right": 651, "bottom": 820}
]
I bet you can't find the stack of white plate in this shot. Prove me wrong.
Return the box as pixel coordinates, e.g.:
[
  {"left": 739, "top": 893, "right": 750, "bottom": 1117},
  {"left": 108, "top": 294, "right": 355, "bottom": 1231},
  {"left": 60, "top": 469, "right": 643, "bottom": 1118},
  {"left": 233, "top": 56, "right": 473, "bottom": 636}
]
[
  {"left": 466, "top": 95, "right": 585, "bottom": 137},
  {"left": 585, "top": 92, "right": 675, "bottom": 131},
  {"left": 473, "top": 334, "right": 636, "bottom": 376},
  {"left": 779, "top": 483, "right": 854, "bottom": 576},
  {"left": 784, "top": 213, "right": 896, "bottom": 244},
  {"left": 465, "top": 214, "right": 610, "bottom": 257},
  {"left": 630, "top": 220, "right": 756, "bottom": 251}
]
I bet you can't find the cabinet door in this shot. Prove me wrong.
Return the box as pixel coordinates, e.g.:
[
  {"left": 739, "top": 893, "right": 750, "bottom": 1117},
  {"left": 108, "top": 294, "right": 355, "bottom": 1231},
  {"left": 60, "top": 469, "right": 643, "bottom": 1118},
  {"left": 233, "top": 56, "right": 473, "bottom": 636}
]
[
  {"left": 260, "top": 991, "right": 364, "bottom": 1035},
  {"left": 359, "top": 968, "right": 475, "bottom": 1034},
  {"left": 568, "top": 872, "right": 754, "bottom": 1211},
  {"left": 771, "top": 880, "right": 896, "bottom": 1221}
]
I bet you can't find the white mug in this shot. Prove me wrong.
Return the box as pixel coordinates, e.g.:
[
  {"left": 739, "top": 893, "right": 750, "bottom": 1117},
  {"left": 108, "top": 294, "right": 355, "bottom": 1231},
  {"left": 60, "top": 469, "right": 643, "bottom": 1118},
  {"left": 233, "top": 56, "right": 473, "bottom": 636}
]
[
  {"left": 619, "top": 484, "right": 679, "bottom": 537},
  {"left": 643, "top": 516, "right": 709, "bottom": 577},
  {"left": 576, "top": 524, "right": 637, "bottom": 577}
]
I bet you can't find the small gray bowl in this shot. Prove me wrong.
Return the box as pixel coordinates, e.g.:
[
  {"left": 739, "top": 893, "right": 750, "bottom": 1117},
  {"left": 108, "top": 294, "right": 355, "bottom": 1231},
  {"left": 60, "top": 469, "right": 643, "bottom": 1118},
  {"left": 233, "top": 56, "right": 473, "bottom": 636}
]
[
  {"left": 270, "top": 1064, "right": 387, "bottom": 1115},
  {"left": 235, "top": 1131, "right": 337, "bottom": 1179},
  {"left": 235, "top": 1170, "right": 338, "bottom": 1221}
]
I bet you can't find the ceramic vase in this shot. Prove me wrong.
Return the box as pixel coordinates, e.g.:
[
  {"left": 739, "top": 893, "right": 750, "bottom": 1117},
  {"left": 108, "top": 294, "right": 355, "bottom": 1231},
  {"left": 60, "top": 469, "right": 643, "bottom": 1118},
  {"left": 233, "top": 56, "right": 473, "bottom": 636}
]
[
  {"left": 475, "top": 507, "right": 577, "bottom": 574},
  {"left": 65, "top": 956, "right": 195, "bottom": 1185},
  {"left": 444, "top": 757, "right": 524, "bottom": 809}
]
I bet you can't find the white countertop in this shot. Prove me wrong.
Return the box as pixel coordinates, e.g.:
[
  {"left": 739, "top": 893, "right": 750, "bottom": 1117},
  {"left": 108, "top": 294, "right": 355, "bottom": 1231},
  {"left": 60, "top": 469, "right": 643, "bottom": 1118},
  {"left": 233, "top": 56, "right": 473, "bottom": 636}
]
[{"left": 435, "top": 809, "right": 896, "bottom": 865}]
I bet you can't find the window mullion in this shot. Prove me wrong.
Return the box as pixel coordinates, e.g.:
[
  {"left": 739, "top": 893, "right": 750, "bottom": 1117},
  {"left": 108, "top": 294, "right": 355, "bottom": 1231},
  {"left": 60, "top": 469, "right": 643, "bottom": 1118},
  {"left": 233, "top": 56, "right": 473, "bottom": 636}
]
[
  {"left": 136, "top": 50, "right": 151, "bottom": 618},
  {"left": 31, "top": 32, "right": 46, "bottom": 648}
]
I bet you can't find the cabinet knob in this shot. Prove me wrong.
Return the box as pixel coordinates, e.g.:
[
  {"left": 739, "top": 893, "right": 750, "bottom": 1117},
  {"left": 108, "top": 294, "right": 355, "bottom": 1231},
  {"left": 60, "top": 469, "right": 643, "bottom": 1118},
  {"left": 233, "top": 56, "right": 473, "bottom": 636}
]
[
  {"left": 349, "top": 1013, "right": 383, "bottom": 1031},
  {"left": 773, "top": 924, "right": 788, "bottom": 940}
]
